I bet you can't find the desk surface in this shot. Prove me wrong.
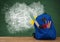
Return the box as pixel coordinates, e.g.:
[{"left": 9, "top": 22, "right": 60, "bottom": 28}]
[{"left": 0, "top": 37, "right": 60, "bottom": 42}]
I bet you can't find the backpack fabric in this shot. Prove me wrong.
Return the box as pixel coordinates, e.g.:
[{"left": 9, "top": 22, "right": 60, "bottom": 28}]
[{"left": 34, "top": 13, "right": 56, "bottom": 40}]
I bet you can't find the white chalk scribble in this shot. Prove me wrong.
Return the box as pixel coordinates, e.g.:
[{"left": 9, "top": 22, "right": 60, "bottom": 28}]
[{"left": 4, "top": 2, "right": 44, "bottom": 33}]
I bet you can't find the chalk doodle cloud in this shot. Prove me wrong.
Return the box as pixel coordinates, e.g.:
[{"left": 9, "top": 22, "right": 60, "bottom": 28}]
[{"left": 4, "top": 2, "right": 44, "bottom": 33}]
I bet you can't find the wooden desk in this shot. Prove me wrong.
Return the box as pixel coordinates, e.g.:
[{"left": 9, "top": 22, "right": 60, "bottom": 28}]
[{"left": 0, "top": 37, "right": 60, "bottom": 42}]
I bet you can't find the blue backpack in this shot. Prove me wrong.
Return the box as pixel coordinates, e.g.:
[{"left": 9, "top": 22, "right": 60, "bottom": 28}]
[{"left": 33, "top": 13, "right": 56, "bottom": 40}]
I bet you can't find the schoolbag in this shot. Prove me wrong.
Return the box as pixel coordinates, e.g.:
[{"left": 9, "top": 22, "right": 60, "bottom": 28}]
[{"left": 33, "top": 13, "right": 56, "bottom": 40}]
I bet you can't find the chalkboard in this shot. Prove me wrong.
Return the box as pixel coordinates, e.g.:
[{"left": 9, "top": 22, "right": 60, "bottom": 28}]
[{"left": 0, "top": 0, "right": 60, "bottom": 36}]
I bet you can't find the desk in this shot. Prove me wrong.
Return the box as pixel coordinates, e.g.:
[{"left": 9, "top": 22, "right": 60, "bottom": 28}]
[{"left": 0, "top": 37, "right": 60, "bottom": 42}]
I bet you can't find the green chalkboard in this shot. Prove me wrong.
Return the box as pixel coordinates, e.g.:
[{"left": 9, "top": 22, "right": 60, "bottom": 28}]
[{"left": 0, "top": 0, "right": 60, "bottom": 36}]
